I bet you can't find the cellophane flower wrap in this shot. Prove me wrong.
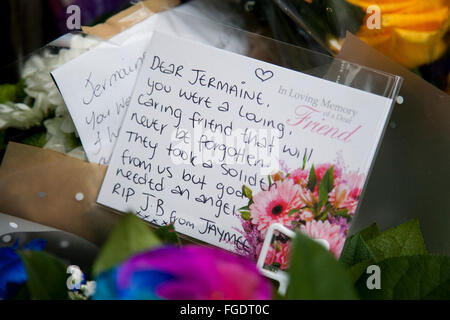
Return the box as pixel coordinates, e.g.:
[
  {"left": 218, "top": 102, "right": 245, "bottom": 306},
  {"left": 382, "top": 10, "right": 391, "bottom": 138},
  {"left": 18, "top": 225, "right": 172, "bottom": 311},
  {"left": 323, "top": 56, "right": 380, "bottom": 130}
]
[{"left": 237, "top": 162, "right": 365, "bottom": 270}]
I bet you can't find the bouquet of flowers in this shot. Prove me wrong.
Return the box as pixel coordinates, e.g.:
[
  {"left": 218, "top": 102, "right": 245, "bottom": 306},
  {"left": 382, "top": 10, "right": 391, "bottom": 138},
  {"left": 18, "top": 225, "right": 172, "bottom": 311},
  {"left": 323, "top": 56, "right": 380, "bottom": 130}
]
[
  {"left": 1, "top": 213, "right": 448, "bottom": 300},
  {"left": 238, "top": 162, "right": 364, "bottom": 270}
]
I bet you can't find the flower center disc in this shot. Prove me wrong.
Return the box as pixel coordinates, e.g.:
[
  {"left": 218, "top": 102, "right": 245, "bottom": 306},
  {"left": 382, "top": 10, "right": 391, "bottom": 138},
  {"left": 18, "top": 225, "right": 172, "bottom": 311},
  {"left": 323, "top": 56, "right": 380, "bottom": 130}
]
[{"left": 272, "top": 205, "right": 283, "bottom": 215}]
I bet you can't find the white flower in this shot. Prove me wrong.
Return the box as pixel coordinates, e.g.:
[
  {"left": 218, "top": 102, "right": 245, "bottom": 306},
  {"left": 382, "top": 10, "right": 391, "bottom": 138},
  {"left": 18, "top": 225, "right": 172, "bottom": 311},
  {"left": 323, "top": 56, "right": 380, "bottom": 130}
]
[
  {"left": 43, "top": 117, "right": 71, "bottom": 153},
  {"left": 22, "top": 34, "right": 98, "bottom": 115},
  {"left": 1, "top": 34, "right": 97, "bottom": 136},
  {"left": 66, "top": 265, "right": 84, "bottom": 290},
  {"left": 42, "top": 116, "right": 86, "bottom": 160},
  {"left": 0, "top": 102, "right": 41, "bottom": 130},
  {"left": 66, "top": 146, "right": 87, "bottom": 161},
  {"left": 80, "top": 281, "right": 96, "bottom": 298}
]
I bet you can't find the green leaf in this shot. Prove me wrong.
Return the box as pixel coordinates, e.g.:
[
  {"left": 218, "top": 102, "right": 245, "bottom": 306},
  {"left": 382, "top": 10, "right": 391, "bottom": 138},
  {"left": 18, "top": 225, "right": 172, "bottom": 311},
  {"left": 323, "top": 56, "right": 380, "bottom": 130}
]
[
  {"left": 92, "top": 213, "right": 161, "bottom": 276},
  {"left": 238, "top": 205, "right": 250, "bottom": 211},
  {"left": 286, "top": 232, "right": 358, "bottom": 299},
  {"left": 333, "top": 208, "right": 349, "bottom": 218},
  {"left": 242, "top": 185, "right": 252, "bottom": 199},
  {"left": 64, "top": 132, "right": 82, "bottom": 151},
  {"left": 307, "top": 164, "right": 316, "bottom": 191},
  {"left": 318, "top": 204, "right": 332, "bottom": 221},
  {"left": 365, "top": 218, "right": 427, "bottom": 262},
  {"left": 340, "top": 223, "right": 380, "bottom": 267},
  {"left": 347, "top": 259, "right": 374, "bottom": 283},
  {"left": 326, "top": 166, "right": 334, "bottom": 192},
  {"left": 340, "top": 234, "right": 373, "bottom": 268},
  {"left": 302, "top": 152, "right": 308, "bottom": 170},
  {"left": 318, "top": 167, "right": 333, "bottom": 208},
  {"left": 358, "top": 223, "right": 381, "bottom": 241},
  {"left": 0, "top": 80, "right": 25, "bottom": 103},
  {"left": 241, "top": 211, "right": 251, "bottom": 221},
  {"left": 288, "top": 208, "right": 300, "bottom": 216},
  {"left": 341, "top": 220, "right": 429, "bottom": 284},
  {"left": 340, "top": 223, "right": 381, "bottom": 281},
  {"left": 18, "top": 250, "right": 68, "bottom": 300},
  {"left": 19, "top": 129, "right": 47, "bottom": 148},
  {"left": 154, "top": 223, "right": 181, "bottom": 245},
  {"left": 355, "top": 255, "right": 450, "bottom": 300}
]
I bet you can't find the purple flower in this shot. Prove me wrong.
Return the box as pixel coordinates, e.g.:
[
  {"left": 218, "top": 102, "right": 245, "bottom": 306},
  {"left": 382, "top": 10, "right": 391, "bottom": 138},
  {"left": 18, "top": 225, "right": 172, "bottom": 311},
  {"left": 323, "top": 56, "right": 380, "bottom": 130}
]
[
  {"left": 234, "top": 217, "right": 264, "bottom": 261},
  {"left": 94, "top": 245, "right": 272, "bottom": 300},
  {"left": 328, "top": 216, "right": 350, "bottom": 236}
]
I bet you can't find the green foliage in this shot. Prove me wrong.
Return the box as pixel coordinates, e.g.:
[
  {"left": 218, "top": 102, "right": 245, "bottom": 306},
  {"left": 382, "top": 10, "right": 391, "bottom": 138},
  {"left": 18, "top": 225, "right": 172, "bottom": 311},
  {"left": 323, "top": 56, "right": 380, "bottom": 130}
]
[
  {"left": 307, "top": 164, "right": 316, "bottom": 191},
  {"left": 242, "top": 185, "right": 253, "bottom": 199},
  {"left": 365, "top": 219, "right": 427, "bottom": 261},
  {"left": 154, "top": 223, "right": 181, "bottom": 246},
  {"left": 63, "top": 132, "right": 82, "bottom": 151},
  {"left": 241, "top": 211, "right": 251, "bottom": 220},
  {"left": 92, "top": 214, "right": 161, "bottom": 276},
  {"left": 318, "top": 166, "right": 334, "bottom": 208},
  {"left": 355, "top": 255, "right": 450, "bottom": 300},
  {"left": 17, "top": 128, "right": 47, "bottom": 148},
  {"left": 18, "top": 250, "right": 68, "bottom": 300},
  {"left": 340, "top": 223, "right": 380, "bottom": 267},
  {"left": 339, "top": 218, "right": 449, "bottom": 299},
  {"left": 0, "top": 80, "right": 25, "bottom": 104},
  {"left": 286, "top": 232, "right": 357, "bottom": 299}
]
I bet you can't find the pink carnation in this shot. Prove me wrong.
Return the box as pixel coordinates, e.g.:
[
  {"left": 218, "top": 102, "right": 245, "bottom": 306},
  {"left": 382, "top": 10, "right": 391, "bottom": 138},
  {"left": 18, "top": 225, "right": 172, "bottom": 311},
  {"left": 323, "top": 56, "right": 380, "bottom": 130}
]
[
  {"left": 288, "top": 168, "right": 308, "bottom": 185},
  {"left": 300, "top": 220, "right": 346, "bottom": 258},
  {"left": 250, "top": 179, "right": 302, "bottom": 236}
]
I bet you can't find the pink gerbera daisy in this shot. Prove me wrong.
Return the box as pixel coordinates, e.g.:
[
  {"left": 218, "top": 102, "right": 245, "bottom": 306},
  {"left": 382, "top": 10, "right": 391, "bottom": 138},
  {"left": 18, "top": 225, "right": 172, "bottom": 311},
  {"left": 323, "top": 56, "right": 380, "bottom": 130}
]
[
  {"left": 250, "top": 179, "right": 302, "bottom": 235},
  {"left": 300, "top": 220, "right": 346, "bottom": 259}
]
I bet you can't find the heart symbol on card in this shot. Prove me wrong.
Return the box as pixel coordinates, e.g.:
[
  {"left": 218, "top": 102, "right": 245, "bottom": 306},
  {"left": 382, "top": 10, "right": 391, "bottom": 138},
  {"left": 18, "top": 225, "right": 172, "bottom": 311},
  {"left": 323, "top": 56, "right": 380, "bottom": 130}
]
[{"left": 255, "top": 68, "right": 274, "bottom": 82}]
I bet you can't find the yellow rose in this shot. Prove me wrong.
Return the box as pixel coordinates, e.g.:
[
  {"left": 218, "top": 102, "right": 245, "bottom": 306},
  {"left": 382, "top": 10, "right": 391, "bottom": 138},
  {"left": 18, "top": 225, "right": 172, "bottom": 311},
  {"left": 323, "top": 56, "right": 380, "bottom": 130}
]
[{"left": 347, "top": 0, "right": 450, "bottom": 68}]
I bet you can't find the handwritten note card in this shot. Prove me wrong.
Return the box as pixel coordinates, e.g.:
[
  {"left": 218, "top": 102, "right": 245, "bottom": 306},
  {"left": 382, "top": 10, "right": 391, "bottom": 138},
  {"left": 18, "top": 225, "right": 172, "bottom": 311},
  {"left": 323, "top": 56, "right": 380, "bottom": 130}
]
[
  {"left": 97, "top": 31, "right": 393, "bottom": 253},
  {"left": 51, "top": 18, "right": 157, "bottom": 164},
  {"left": 51, "top": 6, "right": 248, "bottom": 165}
]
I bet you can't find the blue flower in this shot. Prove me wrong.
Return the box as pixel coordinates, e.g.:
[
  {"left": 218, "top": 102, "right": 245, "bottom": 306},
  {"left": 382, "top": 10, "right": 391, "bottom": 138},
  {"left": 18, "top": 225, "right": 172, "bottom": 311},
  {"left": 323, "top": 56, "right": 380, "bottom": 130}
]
[{"left": 0, "top": 239, "right": 46, "bottom": 299}]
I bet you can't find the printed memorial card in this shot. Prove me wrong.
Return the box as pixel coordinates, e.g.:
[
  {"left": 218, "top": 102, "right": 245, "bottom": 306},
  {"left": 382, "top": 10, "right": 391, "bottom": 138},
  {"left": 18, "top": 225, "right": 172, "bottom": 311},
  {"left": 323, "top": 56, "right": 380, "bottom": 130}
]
[{"left": 97, "top": 31, "right": 394, "bottom": 268}]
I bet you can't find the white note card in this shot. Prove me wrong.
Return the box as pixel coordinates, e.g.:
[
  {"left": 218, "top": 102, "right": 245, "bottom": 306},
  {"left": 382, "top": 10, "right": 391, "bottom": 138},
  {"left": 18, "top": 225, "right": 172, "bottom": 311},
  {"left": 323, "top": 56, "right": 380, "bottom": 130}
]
[
  {"left": 97, "top": 31, "right": 393, "bottom": 253},
  {"left": 51, "top": 19, "right": 156, "bottom": 164}
]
